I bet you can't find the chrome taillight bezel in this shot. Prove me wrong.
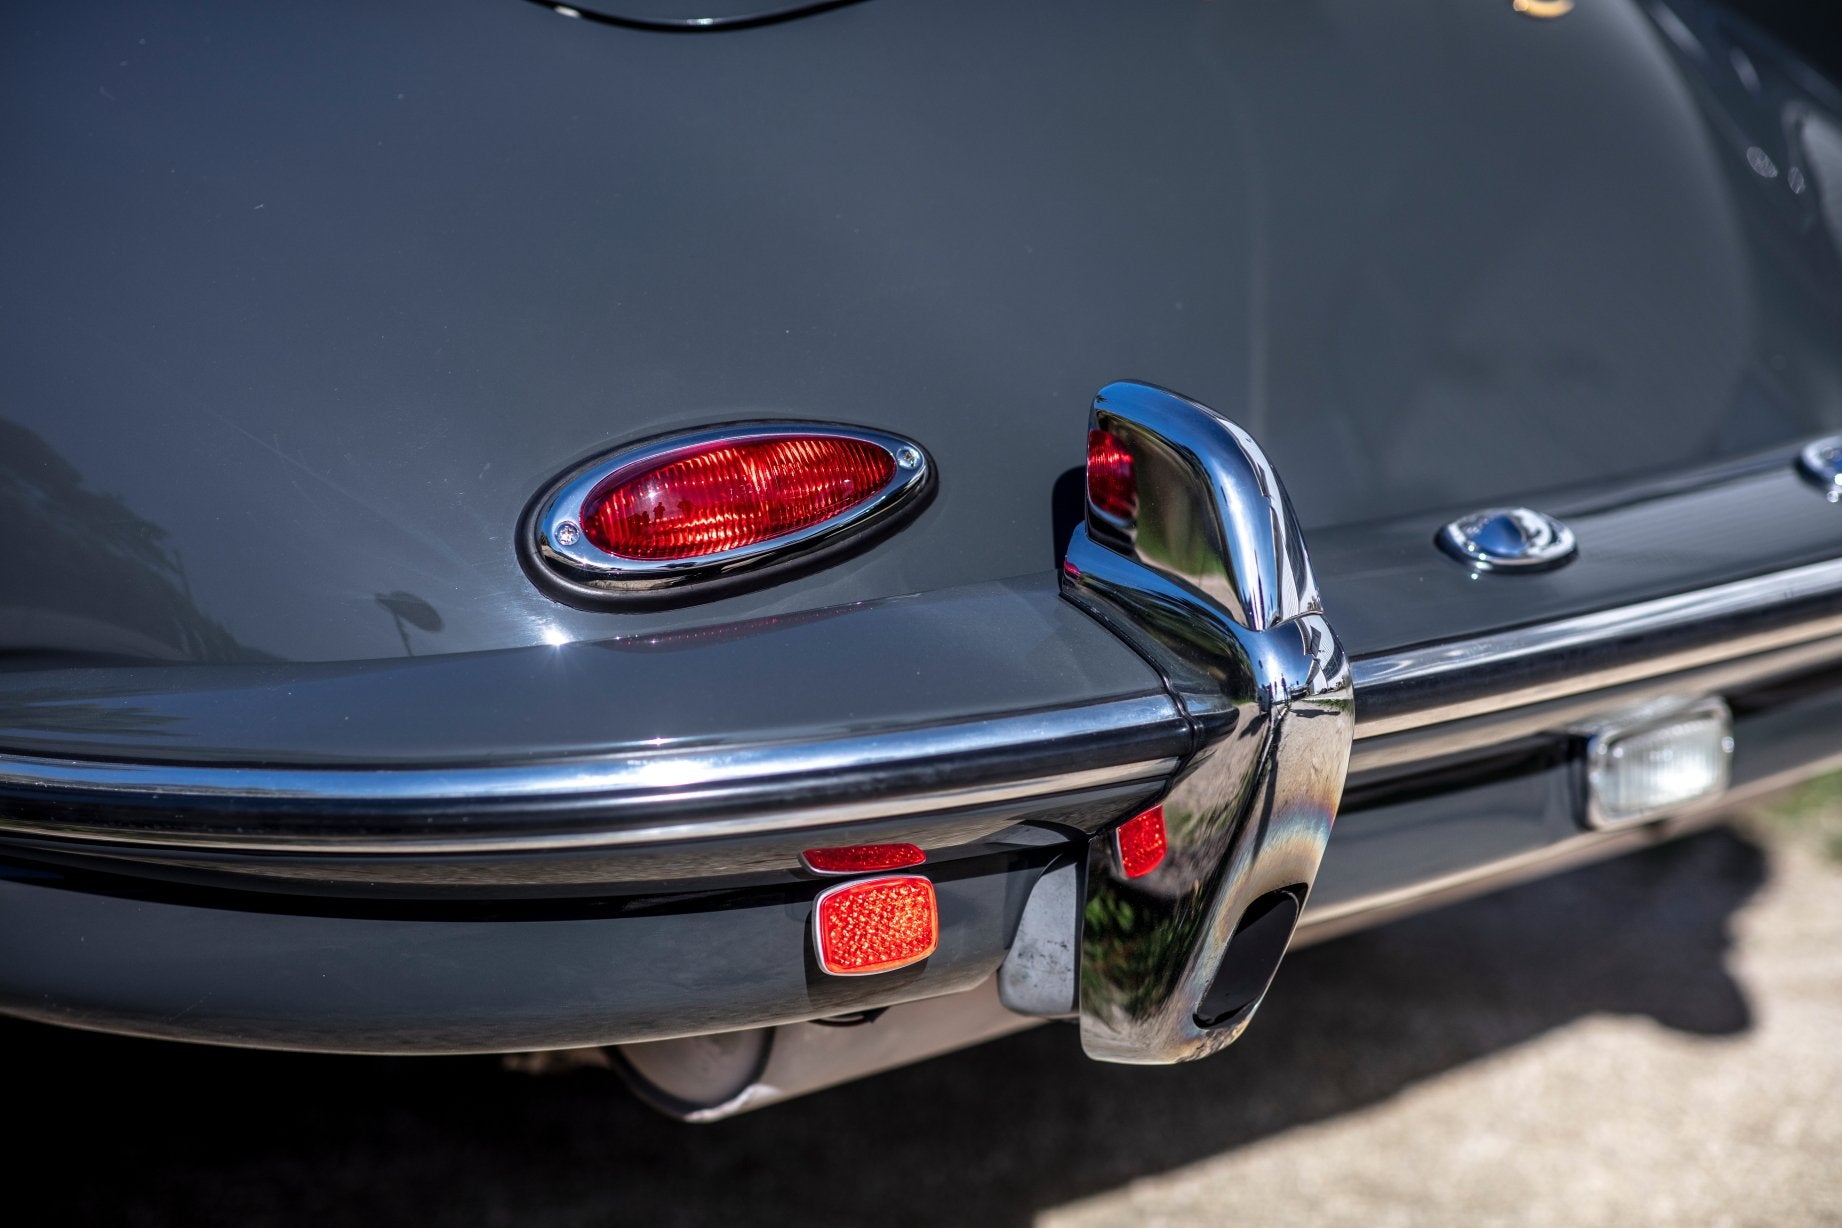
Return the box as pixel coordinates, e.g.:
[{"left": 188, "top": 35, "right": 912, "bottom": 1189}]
[{"left": 522, "top": 421, "right": 933, "bottom": 603}]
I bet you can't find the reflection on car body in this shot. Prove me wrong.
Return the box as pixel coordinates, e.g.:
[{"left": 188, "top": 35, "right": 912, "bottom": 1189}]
[{"left": 2, "top": 0, "right": 1841, "bottom": 1118}]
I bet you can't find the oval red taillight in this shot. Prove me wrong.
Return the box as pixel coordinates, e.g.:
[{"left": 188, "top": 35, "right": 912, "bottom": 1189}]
[
  {"left": 528, "top": 422, "right": 930, "bottom": 601},
  {"left": 581, "top": 435, "right": 898, "bottom": 561}
]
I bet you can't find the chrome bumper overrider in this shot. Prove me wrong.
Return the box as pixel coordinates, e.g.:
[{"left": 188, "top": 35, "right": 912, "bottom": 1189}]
[{"left": 1054, "top": 382, "right": 1353, "bottom": 1064}]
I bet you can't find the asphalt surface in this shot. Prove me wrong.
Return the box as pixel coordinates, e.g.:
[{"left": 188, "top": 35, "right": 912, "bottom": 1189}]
[{"left": 9, "top": 821, "right": 1840, "bottom": 1227}]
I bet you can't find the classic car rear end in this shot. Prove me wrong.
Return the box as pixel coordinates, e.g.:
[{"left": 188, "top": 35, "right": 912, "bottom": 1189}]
[{"left": 4, "top": 0, "right": 1841, "bottom": 1118}]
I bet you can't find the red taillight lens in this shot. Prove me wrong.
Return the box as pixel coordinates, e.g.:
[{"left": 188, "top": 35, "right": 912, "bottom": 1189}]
[
  {"left": 801, "top": 843, "right": 927, "bottom": 875},
  {"left": 813, "top": 875, "right": 939, "bottom": 975},
  {"left": 1087, "top": 428, "right": 1136, "bottom": 520},
  {"left": 581, "top": 435, "right": 897, "bottom": 560},
  {"left": 1115, "top": 805, "right": 1167, "bottom": 879}
]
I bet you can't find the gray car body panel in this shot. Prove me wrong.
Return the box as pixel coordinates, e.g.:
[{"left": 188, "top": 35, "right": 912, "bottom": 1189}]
[
  {"left": 4, "top": 0, "right": 1841, "bottom": 667},
  {"left": 4, "top": 0, "right": 1842, "bottom": 1056},
  {"left": 0, "top": 576, "right": 1165, "bottom": 765}
]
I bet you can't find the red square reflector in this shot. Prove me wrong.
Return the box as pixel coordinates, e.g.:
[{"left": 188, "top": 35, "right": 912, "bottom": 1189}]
[
  {"left": 812, "top": 875, "right": 939, "bottom": 976},
  {"left": 1115, "top": 805, "right": 1167, "bottom": 879},
  {"left": 800, "top": 843, "right": 927, "bottom": 875}
]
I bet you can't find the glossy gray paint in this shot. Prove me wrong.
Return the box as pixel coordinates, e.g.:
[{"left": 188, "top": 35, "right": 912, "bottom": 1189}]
[
  {"left": 5, "top": 0, "right": 1842, "bottom": 1064},
  {"left": 0, "top": 576, "right": 1169, "bottom": 763},
  {"left": 4, "top": 0, "right": 1842, "bottom": 665}
]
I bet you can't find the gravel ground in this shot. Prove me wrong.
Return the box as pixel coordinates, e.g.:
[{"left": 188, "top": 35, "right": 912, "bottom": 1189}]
[{"left": 8, "top": 818, "right": 1840, "bottom": 1227}]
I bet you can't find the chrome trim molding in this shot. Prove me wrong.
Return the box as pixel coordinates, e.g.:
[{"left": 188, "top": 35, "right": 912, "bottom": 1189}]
[
  {"left": 0, "top": 759, "right": 1175, "bottom": 855},
  {"left": 0, "top": 697, "right": 1179, "bottom": 854},
  {"left": 1353, "top": 554, "right": 1842, "bottom": 739},
  {"left": 1062, "top": 381, "right": 1353, "bottom": 1064},
  {"left": 1349, "top": 633, "right": 1842, "bottom": 775},
  {"left": 526, "top": 421, "right": 933, "bottom": 600},
  {"left": 0, "top": 696, "right": 1172, "bottom": 803}
]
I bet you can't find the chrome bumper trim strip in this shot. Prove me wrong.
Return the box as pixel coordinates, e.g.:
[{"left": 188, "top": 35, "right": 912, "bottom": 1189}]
[
  {"left": 0, "top": 756, "right": 1176, "bottom": 855},
  {"left": 1351, "top": 555, "right": 1842, "bottom": 738},
  {"left": 1349, "top": 633, "right": 1842, "bottom": 774},
  {"left": 0, "top": 695, "right": 1181, "bottom": 853},
  {"left": 0, "top": 694, "right": 1176, "bottom": 802}
]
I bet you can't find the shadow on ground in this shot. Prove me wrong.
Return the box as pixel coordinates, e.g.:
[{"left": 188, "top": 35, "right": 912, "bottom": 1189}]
[{"left": 12, "top": 828, "right": 1765, "bottom": 1227}]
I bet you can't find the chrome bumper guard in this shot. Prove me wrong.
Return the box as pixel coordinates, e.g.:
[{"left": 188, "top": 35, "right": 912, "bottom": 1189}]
[{"left": 1046, "top": 382, "right": 1354, "bottom": 1064}]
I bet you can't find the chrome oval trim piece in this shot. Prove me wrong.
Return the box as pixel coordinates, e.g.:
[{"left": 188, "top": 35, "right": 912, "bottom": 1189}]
[
  {"left": 0, "top": 696, "right": 1180, "bottom": 854},
  {"left": 525, "top": 422, "right": 932, "bottom": 601},
  {"left": 1061, "top": 381, "right": 1353, "bottom": 1064},
  {"left": 1797, "top": 435, "right": 1842, "bottom": 500},
  {"left": 1353, "top": 554, "right": 1842, "bottom": 739},
  {"left": 1435, "top": 506, "right": 1576, "bottom": 573}
]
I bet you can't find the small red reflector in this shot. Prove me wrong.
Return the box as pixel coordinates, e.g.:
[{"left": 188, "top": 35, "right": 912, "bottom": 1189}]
[
  {"left": 581, "top": 435, "right": 897, "bottom": 560},
  {"left": 1116, "top": 805, "right": 1167, "bottom": 879},
  {"left": 1087, "top": 428, "right": 1136, "bottom": 520},
  {"left": 813, "top": 875, "right": 939, "bottom": 976},
  {"left": 801, "top": 843, "right": 927, "bottom": 875}
]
